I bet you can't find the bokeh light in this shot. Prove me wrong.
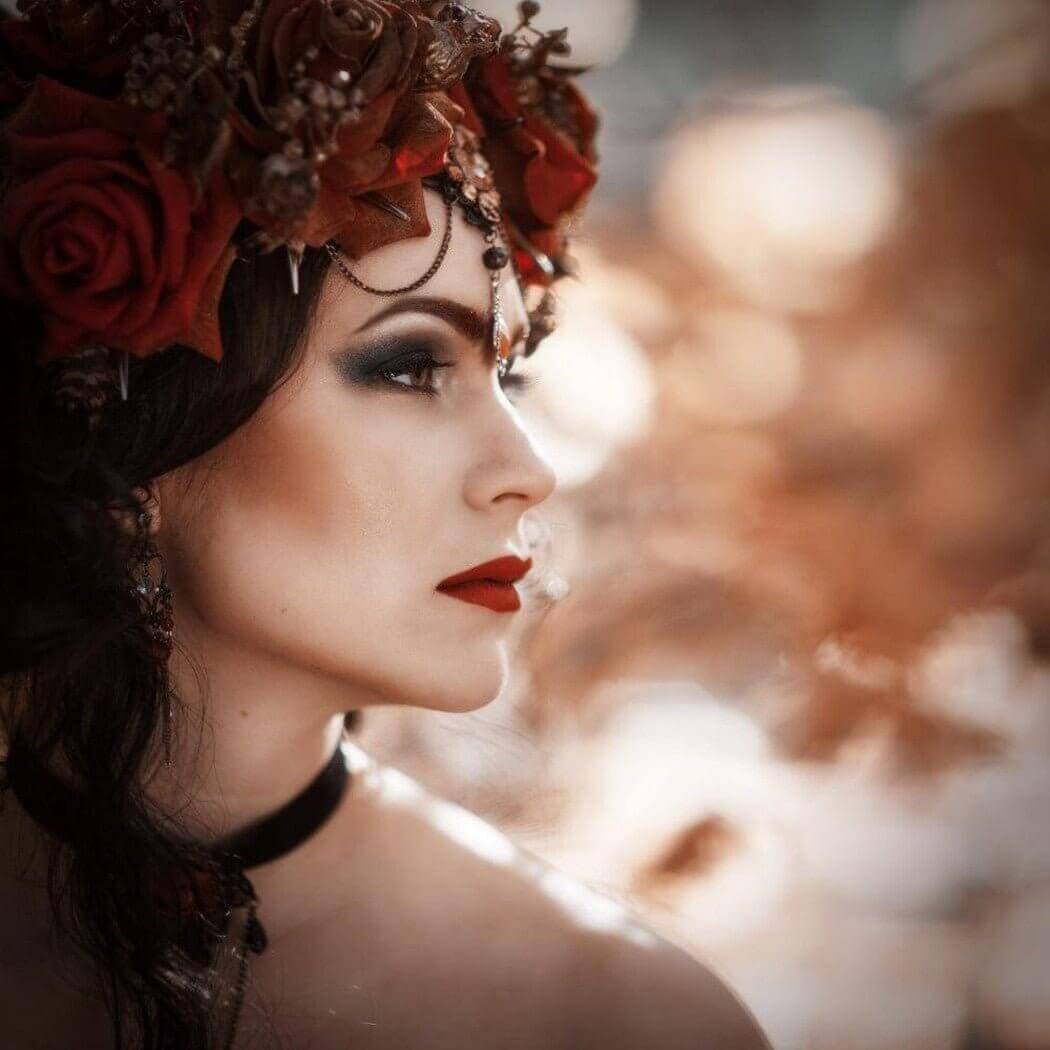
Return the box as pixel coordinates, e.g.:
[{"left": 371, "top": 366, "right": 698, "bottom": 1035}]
[
  {"left": 514, "top": 268, "right": 656, "bottom": 489},
  {"left": 656, "top": 86, "right": 901, "bottom": 313},
  {"left": 666, "top": 309, "right": 804, "bottom": 425}
]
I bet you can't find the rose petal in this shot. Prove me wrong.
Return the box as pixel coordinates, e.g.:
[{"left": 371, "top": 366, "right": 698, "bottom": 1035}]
[
  {"left": 353, "top": 17, "right": 406, "bottom": 102},
  {"left": 320, "top": 178, "right": 430, "bottom": 257},
  {"left": 41, "top": 215, "right": 104, "bottom": 277},
  {"left": 170, "top": 240, "right": 238, "bottom": 364},
  {"left": 386, "top": 95, "right": 455, "bottom": 181},
  {"left": 142, "top": 147, "right": 194, "bottom": 288},
  {"left": 24, "top": 178, "right": 160, "bottom": 294},
  {"left": 115, "top": 166, "right": 242, "bottom": 359},
  {"left": 524, "top": 139, "right": 597, "bottom": 226},
  {"left": 446, "top": 83, "right": 483, "bottom": 136},
  {"left": 20, "top": 211, "right": 128, "bottom": 330},
  {"left": 6, "top": 76, "right": 166, "bottom": 152},
  {"left": 261, "top": 0, "right": 311, "bottom": 95},
  {"left": 332, "top": 88, "right": 399, "bottom": 156},
  {"left": 4, "top": 127, "right": 134, "bottom": 171}
]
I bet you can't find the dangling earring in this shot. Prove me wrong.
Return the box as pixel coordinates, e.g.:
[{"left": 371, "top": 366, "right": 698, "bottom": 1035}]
[
  {"left": 130, "top": 508, "right": 176, "bottom": 766},
  {"left": 131, "top": 508, "right": 175, "bottom": 663}
]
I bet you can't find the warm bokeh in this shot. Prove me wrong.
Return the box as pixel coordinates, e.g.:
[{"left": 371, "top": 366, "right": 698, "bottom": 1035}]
[{"left": 359, "top": 3, "right": 1050, "bottom": 1048}]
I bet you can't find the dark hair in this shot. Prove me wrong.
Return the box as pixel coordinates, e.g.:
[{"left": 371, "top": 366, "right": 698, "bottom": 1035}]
[{"left": 0, "top": 229, "right": 333, "bottom": 1049}]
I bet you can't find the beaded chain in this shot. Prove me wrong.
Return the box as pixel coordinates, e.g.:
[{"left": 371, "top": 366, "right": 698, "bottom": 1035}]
[
  {"left": 220, "top": 901, "right": 259, "bottom": 1050},
  {"left": 323, "top": 195, "right": 454, "bottom": 297},
  {"left": 324, "top": 192, "right": 512, "bottom": 380}
]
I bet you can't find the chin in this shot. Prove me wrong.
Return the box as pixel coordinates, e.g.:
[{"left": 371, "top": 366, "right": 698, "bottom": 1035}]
[{"left": 396, "top": 643, "right": 511, "bottom": 714}]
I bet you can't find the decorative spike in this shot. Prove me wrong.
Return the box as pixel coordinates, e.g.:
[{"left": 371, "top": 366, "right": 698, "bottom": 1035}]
[
  {"left": 286, "top": 242, "right": 303, "bottom": 296},
  {"left": 360, "top": 191, "right": 412, "bottom": 221}
]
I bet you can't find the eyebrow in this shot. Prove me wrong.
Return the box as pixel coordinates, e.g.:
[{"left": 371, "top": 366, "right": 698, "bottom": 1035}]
[{"left": 352, "top": 296, "right": 528, "bottom": 365}]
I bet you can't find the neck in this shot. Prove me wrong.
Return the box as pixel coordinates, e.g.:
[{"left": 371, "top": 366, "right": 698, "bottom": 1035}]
[{"left": 148, "top": 619, "right": 368, "bottom": 843}]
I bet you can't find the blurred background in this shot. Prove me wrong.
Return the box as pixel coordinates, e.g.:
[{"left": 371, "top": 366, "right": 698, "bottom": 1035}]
[{"left": 355, "top": 2, "right": 1050, "bottom": 1048}]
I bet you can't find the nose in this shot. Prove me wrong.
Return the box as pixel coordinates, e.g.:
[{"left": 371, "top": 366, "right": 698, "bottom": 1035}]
[{"left": 462, "top": 398, "right": 557, "bottom": 512}]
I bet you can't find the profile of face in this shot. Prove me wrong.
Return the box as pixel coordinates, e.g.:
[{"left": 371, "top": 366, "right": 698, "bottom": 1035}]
[{"left": 155, "top": 187, "right": 557, "bottom": 716}]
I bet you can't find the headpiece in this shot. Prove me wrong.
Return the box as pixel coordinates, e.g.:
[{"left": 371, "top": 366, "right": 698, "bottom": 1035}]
[{"left": 0, "top": 0, "right": 599, "bottom": 412}]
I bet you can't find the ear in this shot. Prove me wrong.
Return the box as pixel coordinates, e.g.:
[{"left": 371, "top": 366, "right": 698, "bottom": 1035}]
[
  {"left": 109, "top": 484, "right": 162, "bottom": 540},
  {"left": 136, "top": 485, "right": 162, "bottom": 534}
]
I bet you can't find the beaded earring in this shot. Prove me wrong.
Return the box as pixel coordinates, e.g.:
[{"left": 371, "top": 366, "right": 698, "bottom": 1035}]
[
  {"left": 130, "top": 508, "right": 175, "bottom": 663},
  {"left": 128, "top": 505, "right": 176, "bottom": 763}
]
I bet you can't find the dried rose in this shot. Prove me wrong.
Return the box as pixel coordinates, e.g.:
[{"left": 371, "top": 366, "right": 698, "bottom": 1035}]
[
  {"left": 250, "top": 0, "right": 424, "bottom": 115},
  {"left": 228, "top": 1, "right": 461, "bottom": 248},
  {"left": 0, "top": 77, "right": 242, "bottom": 363},
  {"left": 416, "top": 2, "right": 500, "bottom": 92}
]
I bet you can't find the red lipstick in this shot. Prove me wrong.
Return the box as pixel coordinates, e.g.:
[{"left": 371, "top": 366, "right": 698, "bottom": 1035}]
[{"left": 436, "top": 555, "right": 533, "bottom": 613}]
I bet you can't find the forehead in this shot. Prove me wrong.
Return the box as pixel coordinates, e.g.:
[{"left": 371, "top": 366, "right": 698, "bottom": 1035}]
[{"left": 317, "top": 187, "right": 529, "bottom": 352}]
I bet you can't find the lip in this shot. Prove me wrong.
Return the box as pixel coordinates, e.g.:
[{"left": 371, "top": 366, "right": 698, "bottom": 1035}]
[{"left": 436, "top": 555, "right": 533, "bottom": 613}]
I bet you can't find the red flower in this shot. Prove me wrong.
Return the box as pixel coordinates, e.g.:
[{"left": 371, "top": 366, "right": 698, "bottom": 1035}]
[
  {"left": 303, "top": 90, "right": 462, "bottom": 256},
  {"left": 227, "top": 0, "right": 457, "bottom": 254},
  {"left": 455, "top": 50, "right": 599, "bottom": 283},
  {"left": 250, "top": 0, "right": 423, "bottom": 109},
  {"left": 0, "top": 77, "right": 242, "bottom": 362}
]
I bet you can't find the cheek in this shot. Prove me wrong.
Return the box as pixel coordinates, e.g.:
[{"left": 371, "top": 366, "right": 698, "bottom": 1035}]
[{"left": 164, "top": 386, "right": 455, "bottom": 673}]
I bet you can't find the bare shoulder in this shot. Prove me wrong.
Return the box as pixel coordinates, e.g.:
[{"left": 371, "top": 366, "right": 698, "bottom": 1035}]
[
  {"left": 565, "top": 926, "right": 773, "bottom": 1050},
  {"left": 258, "top": 746, "right": 770, "bottom": 1050}
]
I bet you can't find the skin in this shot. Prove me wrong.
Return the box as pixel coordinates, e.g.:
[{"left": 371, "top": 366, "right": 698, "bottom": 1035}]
[
  {"left": 0, "top": 189, "right": 772, "bottom": 1050},
  {"left": 147, "top": 187, "right": 555, "bottom": 838}
]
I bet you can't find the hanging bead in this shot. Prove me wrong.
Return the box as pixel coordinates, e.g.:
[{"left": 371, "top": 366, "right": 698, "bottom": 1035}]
[{"left": 483, "top": 246, "right": 509, "bottom": 270}]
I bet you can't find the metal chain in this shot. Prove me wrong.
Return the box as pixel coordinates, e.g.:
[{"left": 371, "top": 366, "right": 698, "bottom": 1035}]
[
  {"left": 220, "top": 902, "right": 257, "bottom": 1050},
  {"left": 324, "top": 195, "right": 454, "bottom": 296},
  {"left": 325, "top": 193, "right": 511, "bottom": 380}
]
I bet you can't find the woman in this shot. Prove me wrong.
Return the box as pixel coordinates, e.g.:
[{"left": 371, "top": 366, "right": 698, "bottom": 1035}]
[{"left": 0, "top": 2, "right": 772, "bottom": 1048}]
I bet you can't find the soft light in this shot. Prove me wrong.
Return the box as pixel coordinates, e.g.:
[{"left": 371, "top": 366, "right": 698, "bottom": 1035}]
[
  {"left": 666, "top": 308, "right": 804, "bottom": 425},
  {"left": 516, "top": 276, "right": 656, "bottom": 489},
  {"left": 656, "top": 86, "right": 900, "bottom": 313}
]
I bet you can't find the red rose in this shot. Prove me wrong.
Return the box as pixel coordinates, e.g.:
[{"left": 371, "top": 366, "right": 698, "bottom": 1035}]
[
  {"left": 455, "top": 51, "right": 599, "bottom": 283},
  {"left": 0, "top": 77, "right": 242, "bottom": 362}
]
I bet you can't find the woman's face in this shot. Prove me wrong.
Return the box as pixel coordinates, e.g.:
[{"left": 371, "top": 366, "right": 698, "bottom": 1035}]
[{"left": 157, "top": 189, "right": 556, "bottom": 714}]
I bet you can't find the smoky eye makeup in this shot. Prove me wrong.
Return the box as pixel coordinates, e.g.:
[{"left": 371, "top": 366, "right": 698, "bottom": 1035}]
[
  {"left": 331, "top": 327, "right": 540, "bottom": 401},
  {"left": 332, "top": 331, "right": 450, "bottom": 385}
]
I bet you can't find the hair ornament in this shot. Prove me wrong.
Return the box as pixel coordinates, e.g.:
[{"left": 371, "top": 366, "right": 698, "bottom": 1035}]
[{"left": 0, "top": 0, "right": 599, "bottom": 400}]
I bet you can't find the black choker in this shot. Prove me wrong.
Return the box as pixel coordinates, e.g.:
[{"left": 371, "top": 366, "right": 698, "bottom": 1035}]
[
  {"left": 217, "top": 735, "right": 349, "bottom": 869},
  {"left": 4, "top": 732, "right": 350, "bottom": 880}
]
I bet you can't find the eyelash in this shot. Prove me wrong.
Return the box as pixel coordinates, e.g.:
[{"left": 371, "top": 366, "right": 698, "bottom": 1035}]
[{"left": 375, "top": 350, "right": 540, "bottom": 401}]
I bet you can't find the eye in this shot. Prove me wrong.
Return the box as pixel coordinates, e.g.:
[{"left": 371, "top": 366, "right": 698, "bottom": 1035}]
[
  {"left": 376, "top": 350, "right": 454, "bottom": 397},
  {"left": 498, "top": 369, "right": 541, "bottom": 404},
  {"left": 371, "top": 347, "right": 542, "bottom": 402}
]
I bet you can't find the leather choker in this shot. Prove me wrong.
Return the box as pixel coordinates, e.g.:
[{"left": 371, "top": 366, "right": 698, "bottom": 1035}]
[
  {"left": 4, "top": 731, "right": 351, "bottom": 873},
  {"left": 216, "top": 734, "right": 349, "bottom": 869}
]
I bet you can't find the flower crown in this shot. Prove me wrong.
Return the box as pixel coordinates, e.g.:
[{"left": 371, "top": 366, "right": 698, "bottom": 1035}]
[{"left": 0, "top": 0, "right": 599, "bottom": 380}]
